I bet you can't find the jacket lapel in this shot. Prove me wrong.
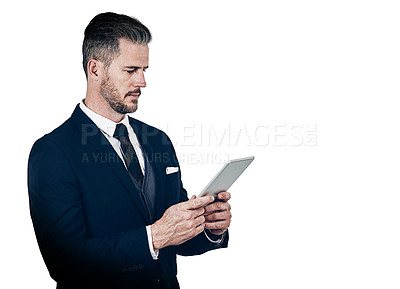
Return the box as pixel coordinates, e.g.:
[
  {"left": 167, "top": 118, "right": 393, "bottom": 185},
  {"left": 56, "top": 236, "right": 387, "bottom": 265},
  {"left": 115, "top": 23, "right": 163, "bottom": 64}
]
[{"left": 71, "top": 105, "right": 151, "bottom": 224}]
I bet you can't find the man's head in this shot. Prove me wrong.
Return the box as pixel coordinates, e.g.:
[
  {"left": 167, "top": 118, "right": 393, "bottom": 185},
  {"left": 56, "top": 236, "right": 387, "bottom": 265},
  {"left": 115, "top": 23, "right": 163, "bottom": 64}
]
[
  {"left": 83, "top": 12, "right": 151, "bottom": 78},
  {"left": 83, "top": 12, "right": 151, "bottom": 118}
]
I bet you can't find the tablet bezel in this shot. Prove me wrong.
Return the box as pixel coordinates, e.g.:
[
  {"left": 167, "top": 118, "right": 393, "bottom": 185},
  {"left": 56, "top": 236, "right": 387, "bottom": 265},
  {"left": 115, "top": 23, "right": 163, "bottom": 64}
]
[{"left": 197, "top": 156, "right": 255, "bottom": 198}]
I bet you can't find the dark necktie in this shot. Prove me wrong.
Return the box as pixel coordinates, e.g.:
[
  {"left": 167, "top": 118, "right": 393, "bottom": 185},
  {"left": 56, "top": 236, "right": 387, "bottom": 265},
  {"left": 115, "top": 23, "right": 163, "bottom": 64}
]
[{"left": 113, "top": 123, "right": 144, "bottom": 186}]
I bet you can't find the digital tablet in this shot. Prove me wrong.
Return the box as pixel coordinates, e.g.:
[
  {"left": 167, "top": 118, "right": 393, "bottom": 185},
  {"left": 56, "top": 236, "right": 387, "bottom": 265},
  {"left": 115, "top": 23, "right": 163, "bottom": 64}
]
[{"left": 198, "top": 156, "right": 255, "bottom": 198}]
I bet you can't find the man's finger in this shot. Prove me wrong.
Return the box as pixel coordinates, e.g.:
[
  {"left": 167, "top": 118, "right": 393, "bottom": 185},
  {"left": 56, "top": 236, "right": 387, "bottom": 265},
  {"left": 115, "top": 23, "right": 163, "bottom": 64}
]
[
  {"left": 185, "top": 196, "right": 214, "bottom": 210},
  {"left": 194, "top": 215, "right": 206, "bottom": 227},
  {"left": 216, "top": 191, "right": 231, "bottom": 201},
  {"left": 204, "top": 220, "right": 230, "bottom": 230},
  {"left": 192, "top": 207, "right": 206, "bottom": 218},
  {"left": 204, "top": 201, "right": 230, "bottom": 214},
  {"left": 205, "top": 211, "right": 231, "bottom": 222}
]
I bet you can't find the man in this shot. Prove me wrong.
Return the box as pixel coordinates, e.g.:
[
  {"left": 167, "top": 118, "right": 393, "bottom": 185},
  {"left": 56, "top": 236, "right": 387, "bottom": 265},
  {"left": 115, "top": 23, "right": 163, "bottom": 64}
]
[{"left": 28, "top": 12, "right": 231, "bottom": 289}]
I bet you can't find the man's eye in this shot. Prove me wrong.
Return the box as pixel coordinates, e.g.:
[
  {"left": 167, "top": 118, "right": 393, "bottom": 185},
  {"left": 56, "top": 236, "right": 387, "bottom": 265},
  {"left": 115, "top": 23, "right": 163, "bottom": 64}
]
[{"left": 127, "top": 69, "right": 137, "bottom": 74}]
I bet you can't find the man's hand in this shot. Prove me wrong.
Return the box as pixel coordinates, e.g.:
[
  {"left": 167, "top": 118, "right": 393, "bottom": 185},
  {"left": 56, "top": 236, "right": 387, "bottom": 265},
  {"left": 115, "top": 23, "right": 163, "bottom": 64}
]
[
  {"left": 151, "top": 196, "right": 214, "bottom": 250},
  {"left": 204, "top": 192, "right": 232, "bottom": 236}
]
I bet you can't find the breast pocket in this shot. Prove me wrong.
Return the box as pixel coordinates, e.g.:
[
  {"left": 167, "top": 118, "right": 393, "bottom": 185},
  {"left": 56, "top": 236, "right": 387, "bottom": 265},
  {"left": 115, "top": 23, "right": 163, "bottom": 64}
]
[{"left": 165, "top": 166, "right": 181, "bottom": 195}]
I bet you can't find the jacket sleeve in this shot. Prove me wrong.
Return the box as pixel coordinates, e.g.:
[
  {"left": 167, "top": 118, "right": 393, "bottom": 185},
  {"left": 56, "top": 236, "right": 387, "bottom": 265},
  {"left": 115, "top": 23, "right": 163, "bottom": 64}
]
[{"left": 28, "top": 138, "right": 155, "bottom": 282}]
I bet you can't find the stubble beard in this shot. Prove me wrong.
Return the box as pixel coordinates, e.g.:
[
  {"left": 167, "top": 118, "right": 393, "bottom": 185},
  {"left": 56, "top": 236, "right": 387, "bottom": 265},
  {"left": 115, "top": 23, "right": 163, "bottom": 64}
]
[{"left": 100, "top": 73, "right": 138, "bottom": 114}]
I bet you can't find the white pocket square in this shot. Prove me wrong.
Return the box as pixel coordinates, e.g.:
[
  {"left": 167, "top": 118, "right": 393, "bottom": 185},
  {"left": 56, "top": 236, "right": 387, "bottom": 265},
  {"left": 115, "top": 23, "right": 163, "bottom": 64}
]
[{"left": 166, "top": 166, "right": 179, "bottom": 175}]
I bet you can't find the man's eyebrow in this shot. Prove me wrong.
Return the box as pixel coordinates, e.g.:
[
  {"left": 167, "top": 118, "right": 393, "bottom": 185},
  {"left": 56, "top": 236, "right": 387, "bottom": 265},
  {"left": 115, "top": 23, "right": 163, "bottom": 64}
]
[{"left": 124, "top": 66, "right": 149, "bottom": 69}]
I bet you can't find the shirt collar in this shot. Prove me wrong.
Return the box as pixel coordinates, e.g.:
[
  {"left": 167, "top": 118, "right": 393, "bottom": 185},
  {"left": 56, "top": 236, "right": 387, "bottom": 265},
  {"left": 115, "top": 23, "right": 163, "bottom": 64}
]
[{"left": 79, "top": 100, "right": 131, "bottom": 137}]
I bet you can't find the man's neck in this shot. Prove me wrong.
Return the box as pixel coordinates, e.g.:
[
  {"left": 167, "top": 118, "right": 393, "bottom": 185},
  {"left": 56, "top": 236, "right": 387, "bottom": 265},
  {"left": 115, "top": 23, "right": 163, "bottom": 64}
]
[{"left": 84, "top": 93, "right": 125, "bottom": 123}]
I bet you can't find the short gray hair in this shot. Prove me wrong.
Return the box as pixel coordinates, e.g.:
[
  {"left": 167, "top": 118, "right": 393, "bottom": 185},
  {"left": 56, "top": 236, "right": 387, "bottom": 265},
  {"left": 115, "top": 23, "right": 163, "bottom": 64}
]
[{"left": 82, "top": 12, "right": 152, "bottom": 78}]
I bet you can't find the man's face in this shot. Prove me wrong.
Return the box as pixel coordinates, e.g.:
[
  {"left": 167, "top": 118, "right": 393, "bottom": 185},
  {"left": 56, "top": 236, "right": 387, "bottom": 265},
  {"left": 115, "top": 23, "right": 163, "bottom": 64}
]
[{"left": 100, "top": 38, "right": 149, "bottom": 114}]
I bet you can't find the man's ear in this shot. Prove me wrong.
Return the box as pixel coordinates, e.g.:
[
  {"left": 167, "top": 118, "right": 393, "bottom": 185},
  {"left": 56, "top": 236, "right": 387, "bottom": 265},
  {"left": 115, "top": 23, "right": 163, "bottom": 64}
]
[{"left": 87, "top": 59, "right": 101, "bottom": 81}]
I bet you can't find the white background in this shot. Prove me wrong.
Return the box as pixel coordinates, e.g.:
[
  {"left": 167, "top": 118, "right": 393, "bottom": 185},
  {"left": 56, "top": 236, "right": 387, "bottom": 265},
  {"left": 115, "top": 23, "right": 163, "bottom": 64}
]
[{"left": 1, "top": 0, "right": 400, "bottom": 288}]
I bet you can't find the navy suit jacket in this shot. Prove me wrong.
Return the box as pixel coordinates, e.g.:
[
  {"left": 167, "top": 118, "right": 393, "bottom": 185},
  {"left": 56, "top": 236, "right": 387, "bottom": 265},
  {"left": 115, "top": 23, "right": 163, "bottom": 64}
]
[{"left": 28, "top": 105, "right": 228, "bottom": 289}]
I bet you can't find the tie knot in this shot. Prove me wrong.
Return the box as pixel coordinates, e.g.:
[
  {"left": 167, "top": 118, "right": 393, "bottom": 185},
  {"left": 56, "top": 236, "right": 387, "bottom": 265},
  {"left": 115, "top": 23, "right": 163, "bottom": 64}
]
[{"left": 113, "top": 123, "right": 129, "bottom": 140}]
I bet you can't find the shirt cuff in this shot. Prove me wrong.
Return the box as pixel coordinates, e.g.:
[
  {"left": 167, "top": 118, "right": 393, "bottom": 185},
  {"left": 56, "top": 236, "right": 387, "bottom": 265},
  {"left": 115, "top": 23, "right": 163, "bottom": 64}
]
[
  {"left": 146, "top": 225, "right": 159, "bottom": 260},
  {"left": 204, "top": 230, "right": 226, "bottom": 245}
]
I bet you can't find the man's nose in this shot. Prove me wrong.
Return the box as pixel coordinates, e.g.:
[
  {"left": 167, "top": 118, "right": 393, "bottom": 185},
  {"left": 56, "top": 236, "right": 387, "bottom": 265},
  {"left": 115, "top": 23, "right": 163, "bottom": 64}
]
[{"left": 134, "top": 71, "right": 146, "bottom": 88}]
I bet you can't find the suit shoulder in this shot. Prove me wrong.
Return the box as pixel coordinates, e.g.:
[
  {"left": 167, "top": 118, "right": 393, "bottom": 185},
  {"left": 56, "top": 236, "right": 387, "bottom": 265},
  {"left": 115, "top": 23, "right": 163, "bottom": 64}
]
[{"left": 30, "top": 116, "right": 78, "bottom": 154}]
